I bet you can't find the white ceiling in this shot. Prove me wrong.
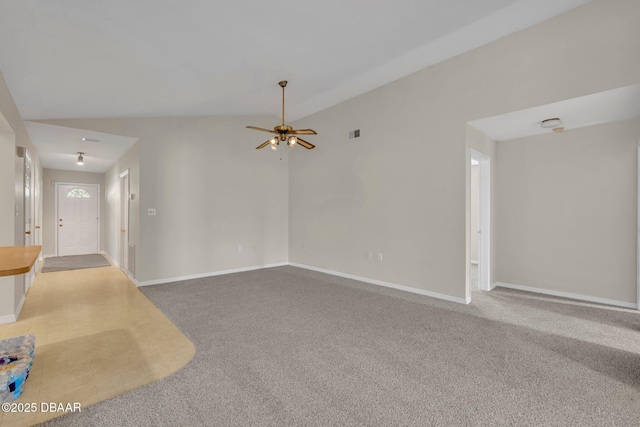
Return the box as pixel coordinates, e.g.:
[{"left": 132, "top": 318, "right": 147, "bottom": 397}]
[
  {"left": 23, "top": 122, "right": 138, "bottom": 173},
  {"left": 1, "top": 0, "right": 594, "bottom": 173},
  {"left": 468, "top": 83, "right": 640, "bottom": 141},
  {"left": 0, "top": 0, "right": 591, "bottom": 122}
]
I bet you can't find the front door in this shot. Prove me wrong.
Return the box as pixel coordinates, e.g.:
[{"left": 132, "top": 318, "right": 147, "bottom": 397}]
[{"left": 57, "top": 183, "right": 99, "bottom": 256}]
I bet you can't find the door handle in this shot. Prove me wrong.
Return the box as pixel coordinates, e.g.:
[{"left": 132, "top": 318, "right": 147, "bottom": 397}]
[
  {"left": 59, "top": 224, "right": 63, "bottom": 227},
  {"left": 25, "top": 231, "right": 31, "bottom": 235},
  {"left": 35, "top": 226, "right": 41, "bottom": 229},
  {"left": 121, "top": 229, "right": 126, "bottom": 232}
]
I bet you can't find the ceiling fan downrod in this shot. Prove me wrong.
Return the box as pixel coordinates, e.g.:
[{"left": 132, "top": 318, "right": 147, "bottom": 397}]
[{"left": 279, "top": 80, "right": 287, "bottom": 126}]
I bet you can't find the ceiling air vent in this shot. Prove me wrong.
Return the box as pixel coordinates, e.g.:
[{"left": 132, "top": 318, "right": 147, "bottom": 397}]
[{"left": 348, "top": 129, "right": 360, "bottom": 139}]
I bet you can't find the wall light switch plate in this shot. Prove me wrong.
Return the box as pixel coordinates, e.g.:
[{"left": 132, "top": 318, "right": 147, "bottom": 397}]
[
  {"left": 377, "top": 253, "right": 383, "bottom": 261},
  {"left": 148, "top": 208, "right": 156, "bottom": 216}
]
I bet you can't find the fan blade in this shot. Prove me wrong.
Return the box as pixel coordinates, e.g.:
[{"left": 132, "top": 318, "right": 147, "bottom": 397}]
[
  {"left": 296, "top": 137, "right": 315, "bottom": 149},
  {"left": 256, "top": 139, "right": 271, "bottom": 149},
  {"left": 246, "top": 126, "right": 276, "bottom": 134},
  {"left": 290, "top": 129, "right": 317, "bottom": 135}
]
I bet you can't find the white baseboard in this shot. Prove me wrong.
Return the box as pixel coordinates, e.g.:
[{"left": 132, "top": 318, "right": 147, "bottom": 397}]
[
  {"left": 14, "top": 293, "right": 25, "bottom": 320},
  {"left": 0, "top": 314, "right": 15, "bottom": 324},
  {"left": 1, "top": 292, "right": 28, "bottom": 324},
  {"left": 137, "top": 262, "right": 289, "bottom": 287},
  {"left": 43, "top": 254, "right": 56, "bottom": 259},
  {"left": 489, "top": 282, "right": 499, "bottom": 290},
  {"left": 495, "top": 282, "right": 637, "bottom": 309},
  {"left": 289, "top": 263, "right": 470, "bottom": 305},
  {"left": 99, "top": 251, "right": 140, "bottom": 287},
  {"left": 100, "top": 251, "right": 119, "bottom": 268},
  {"left": 126, "top": 272, "right": 140, "bottom": 287}
]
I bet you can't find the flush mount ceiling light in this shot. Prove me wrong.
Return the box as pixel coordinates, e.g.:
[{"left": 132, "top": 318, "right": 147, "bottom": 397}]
[
  {"left": 246, "top": 81, "right": 317, "bottom": 151},
  {"left": 77, "top": 152, "right": 84, "bottom": 165},
  {"left": 540, "top": 118, "right": 562, "bottom": 129},
  {"left": 82, "top": 137, "right": 100, "bottom": 142},
  {"left": 540, "top": 118, "right": 564, "bottom": 133}
]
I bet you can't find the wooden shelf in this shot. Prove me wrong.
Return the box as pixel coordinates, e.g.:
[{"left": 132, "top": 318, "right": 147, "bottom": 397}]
[{"left": 0, "top": 245, "right": 42, "bottom": 277}]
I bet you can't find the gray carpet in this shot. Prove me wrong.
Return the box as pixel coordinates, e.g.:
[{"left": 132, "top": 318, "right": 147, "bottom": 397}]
[
  {"left": 41, "top": 254, "right": 111, "bottom": 273},
  {"left": 40, "top": 266, "right": 640, "bottom": 426}
]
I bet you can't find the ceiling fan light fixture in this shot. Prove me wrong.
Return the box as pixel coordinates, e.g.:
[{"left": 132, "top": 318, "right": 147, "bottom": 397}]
[{"left": 246, "top": 81, "right": 317, "bottom": 150}]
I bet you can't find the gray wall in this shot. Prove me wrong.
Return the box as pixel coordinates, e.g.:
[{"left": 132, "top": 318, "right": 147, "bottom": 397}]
[
  {"left": 0, "top": 72, "right": 42, "bottom": 321},
  {"left": 42, "top": 168, "right": 106, "bottom": 256},
  {"left": 496, "top": 119, "right": 640, "bottom": 304},
  {"left": 104, "top": 142, "right": 140, "bottom": 270},
  {"left": 39, "top": 115, "right": 289, "bottom": 283},
  {"left": 289, "top": 0, "right": 640, "bottom": 300}
]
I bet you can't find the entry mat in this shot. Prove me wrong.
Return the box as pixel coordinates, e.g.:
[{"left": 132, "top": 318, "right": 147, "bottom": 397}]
[{"left": 41, "top": 254, "right": 111, "bottom": 273}]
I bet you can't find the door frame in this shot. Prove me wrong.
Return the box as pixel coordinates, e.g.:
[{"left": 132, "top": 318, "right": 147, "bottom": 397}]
[
  {"left": 22, "top": 149, "right": 33, "bottom": 290},
  {"left": 54, "top": 182, "right": 101, "bottom": 256},
  {"left": 637, "top": 144, "right": 640, "bottom": 310},
  {"left": 119, "top": 170, "right": 130, "bottom": 273},
  {"left": 469, "top": 149, "right": 491, "bottom": 293}
]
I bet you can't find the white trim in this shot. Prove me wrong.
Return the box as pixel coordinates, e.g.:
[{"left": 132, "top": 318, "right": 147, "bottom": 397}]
[
  {"left": 289, "top": 263, "right": 470, "bottom": 305},
  {"left": 137, "top": 262, "right": 289, "bottom": 287},
  {"left": 14, "top": 293, "right": 25, "bottom": 320},
  {"left": 126, "top": 272, "right": 140, "bottom": 287},
  {"left": 470, "top": 149, "right": 491, "bottom": 293},
  {"left": 26, "top": 269, "right": 35, "bottom": 291},
  {"left": 42, "top": 254, "right": 56, "bottom": 259},
  {"left": 101, "top": 251, "right": 141, "bottom": 287},
  {"left": 100, "top": 251, "right": 119, "bottom": 268},
  {"left": 0, "top": 314, "right": 16, "bottom": 325},
  {"left": 489, "top": 282, "right": 499, "bottom": 290},
  {"left": 495, "top": 282, "right": 637, "bottom": 309},
  {"left": 119, "top": 169, "right": 130, "bottom": 274}
]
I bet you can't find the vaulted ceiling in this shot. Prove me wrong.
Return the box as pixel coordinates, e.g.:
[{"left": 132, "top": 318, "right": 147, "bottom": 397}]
[{"left": 0, "top": 0, "right": 591, "bottom": 122}]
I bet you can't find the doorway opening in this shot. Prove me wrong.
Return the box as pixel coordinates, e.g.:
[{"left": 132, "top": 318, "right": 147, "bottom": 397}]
[{"left": 469, "top": 149, "right": 491, "bottom": 295}]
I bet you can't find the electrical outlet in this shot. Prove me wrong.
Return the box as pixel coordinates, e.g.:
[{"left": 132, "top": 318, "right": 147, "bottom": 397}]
[
  {"left": 365, "top": 251, "right": 372, "bottom": 260},
  {"left": 238, "top": 245, "right": 243, "bottom": 252},
  {"left": 377, "top": 253, "right": 383, "bottom": 261},
  {"left": 148, "top": 208, "right": 156, "bottom": 216}
]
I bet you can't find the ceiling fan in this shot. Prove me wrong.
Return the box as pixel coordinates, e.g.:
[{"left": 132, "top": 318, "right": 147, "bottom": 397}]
[{"left": 246, "top": 81, "right": 317, "bottom": 150}]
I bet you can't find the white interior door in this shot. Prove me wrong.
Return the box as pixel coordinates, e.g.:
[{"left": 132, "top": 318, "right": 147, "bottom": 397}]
[
  {"left": 57, "top": 183, "right": 99, "bottom": 256},
  {"left": 120, "top": 171, "right": 130, "bottom": 272},
  {"left": 23, "top": 150, "right": 32, "bottom": 290},
  {"left": 24, "top": 150, "right": 31, "bottom": 247}
]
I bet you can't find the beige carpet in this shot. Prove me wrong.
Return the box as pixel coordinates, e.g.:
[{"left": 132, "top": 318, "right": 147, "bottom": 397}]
[{"left": 40, "top": 266, "right": 640, "bottom": 426}]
